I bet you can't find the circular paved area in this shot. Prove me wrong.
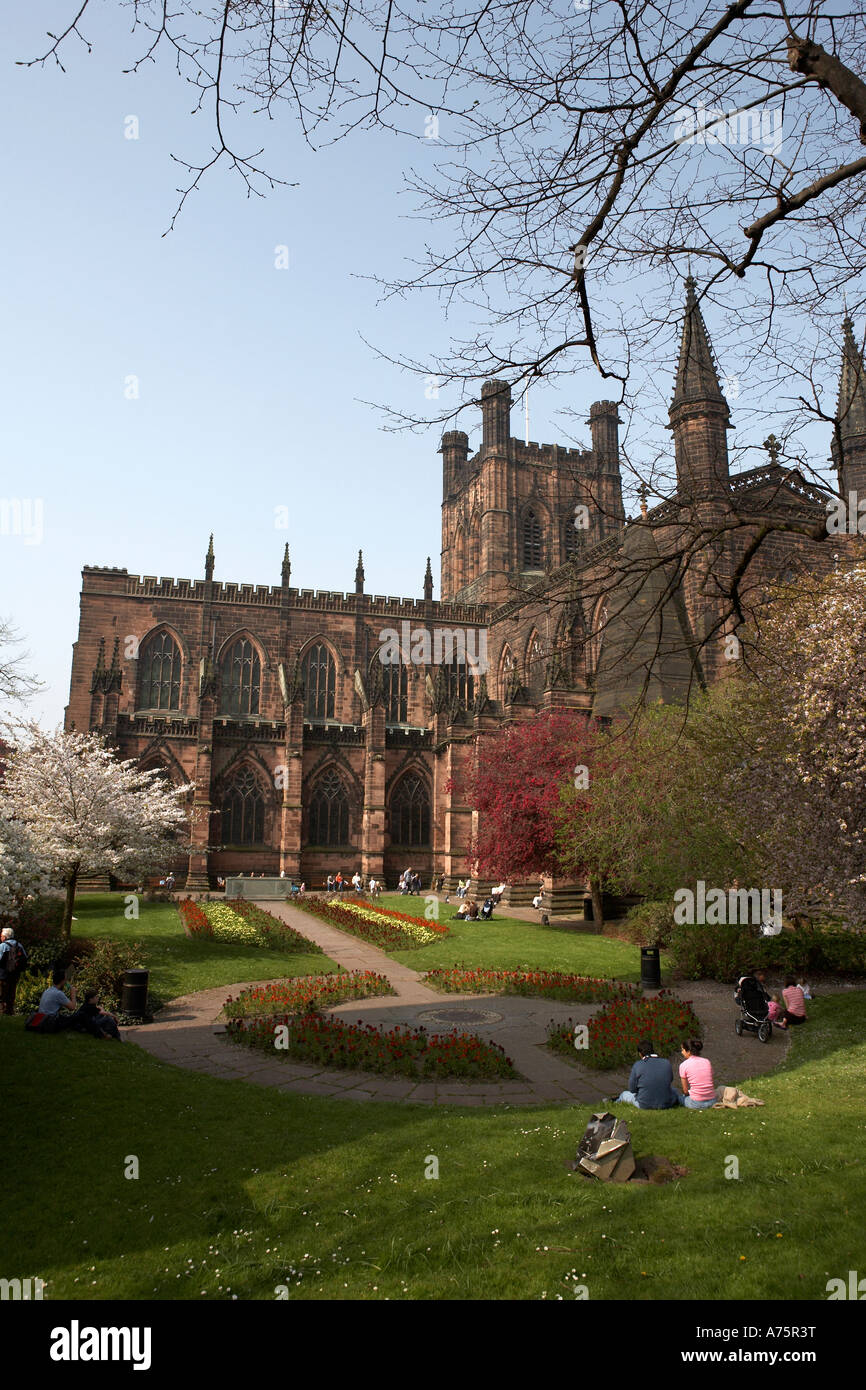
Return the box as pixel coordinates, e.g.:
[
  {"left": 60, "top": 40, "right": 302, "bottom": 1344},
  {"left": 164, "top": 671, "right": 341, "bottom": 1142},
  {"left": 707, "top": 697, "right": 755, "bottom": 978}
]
[{"left": 124, "top": 899, "right": 798, "bottom": 1107}]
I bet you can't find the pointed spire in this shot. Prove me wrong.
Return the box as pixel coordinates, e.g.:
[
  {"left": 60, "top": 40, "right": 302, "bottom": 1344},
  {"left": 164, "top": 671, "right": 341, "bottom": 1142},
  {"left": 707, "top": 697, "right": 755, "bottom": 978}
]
[
  {"left": 668, "top": 277, "right": 731, "bottom": 497},
  {"left": 836, "top": 316, "right": 866, "bottom": 440},
  {"left": 90, "top": 637, "right": 107, "bottom": 694},
  {"left": 833, "top": 316, "right": 866, "bottom": 497},
  {"left": 671, "top": 277, "right": 728, "bottom": 409},
  {"left": 423, "top": 557, "right": 434, "bottom": 602},
  {"left": 355, "top": 548, "right": 365, "bottom": 595},
  {"left": 107, "top": 637, "right": 122, "bottom": 693},
  {"left": 281, "top": 542, "right": 291, "bottom": 588},
  {"left": 205, "top": 533, "right": 215, "bottom": 582}
]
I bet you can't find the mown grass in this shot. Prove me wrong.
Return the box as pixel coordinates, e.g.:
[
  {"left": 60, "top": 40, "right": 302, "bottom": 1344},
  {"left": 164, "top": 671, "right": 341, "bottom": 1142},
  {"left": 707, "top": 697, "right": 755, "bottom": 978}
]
[
  {"left": 69, "top": 894, "right": 342, "bottom": 1002},
  {"left": 2, "top": 992, "right": 863, "bottom": 1302},
  {"left": 376, "top": 892, "right": 653, "bottom": 981}
]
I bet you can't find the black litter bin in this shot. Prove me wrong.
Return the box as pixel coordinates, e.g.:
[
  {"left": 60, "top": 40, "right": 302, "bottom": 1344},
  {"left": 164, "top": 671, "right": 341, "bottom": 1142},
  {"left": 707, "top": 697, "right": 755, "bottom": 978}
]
[
  {"left": 640, "top": 947, "right": 662, "bottom": 989},
  {"left": 121, "top": 969, "right": 149, "bottom": 1017}
]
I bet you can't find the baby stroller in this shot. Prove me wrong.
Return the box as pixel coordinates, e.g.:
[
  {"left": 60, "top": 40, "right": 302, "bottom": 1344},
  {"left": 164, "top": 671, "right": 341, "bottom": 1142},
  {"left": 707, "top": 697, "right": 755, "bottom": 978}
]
[{"left": 734, "top": 974, "right": 773, "bottom": 1043}]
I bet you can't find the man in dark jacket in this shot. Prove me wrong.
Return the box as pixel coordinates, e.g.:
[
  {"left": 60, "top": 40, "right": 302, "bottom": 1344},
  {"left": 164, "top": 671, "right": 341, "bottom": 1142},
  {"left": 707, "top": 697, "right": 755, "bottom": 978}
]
[
  {"left": 615, "top": 1037, "right": 680, "bottom": 1109},
  {"left": 0, "top": 927, "right": 28, "bottom": 1016}
]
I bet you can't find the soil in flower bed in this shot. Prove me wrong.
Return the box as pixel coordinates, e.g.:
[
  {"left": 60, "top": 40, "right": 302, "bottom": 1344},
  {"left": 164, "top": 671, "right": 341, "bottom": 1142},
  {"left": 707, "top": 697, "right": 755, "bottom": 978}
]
[
  {"left": 225, "top": 1012, "right": 517, "bottom": 1079},
  {"left": 548, "top": 991, "right": 702, "bottom": 1070},
  {"left": 424, "top": 967, "right": 640, "bottom": 1004},
  {"left": 222, "top": 971, "right": 395, "bottom": 1019},
  {"left": 295, "top": 895, "right": 449, "bottom": 949}
]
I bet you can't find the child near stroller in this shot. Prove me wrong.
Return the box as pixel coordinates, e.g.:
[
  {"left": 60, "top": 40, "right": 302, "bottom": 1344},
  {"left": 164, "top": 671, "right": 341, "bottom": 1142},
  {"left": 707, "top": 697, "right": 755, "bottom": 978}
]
[{"left": 734, "top": 970, "right": 773, "bottom": 1043}]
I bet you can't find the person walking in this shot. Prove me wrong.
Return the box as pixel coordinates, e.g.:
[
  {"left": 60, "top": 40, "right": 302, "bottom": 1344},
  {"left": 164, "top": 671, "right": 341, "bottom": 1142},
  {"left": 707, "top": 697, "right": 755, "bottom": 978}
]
[{"left": 0, "top": 926, "right": 28, "bottom": 1016}]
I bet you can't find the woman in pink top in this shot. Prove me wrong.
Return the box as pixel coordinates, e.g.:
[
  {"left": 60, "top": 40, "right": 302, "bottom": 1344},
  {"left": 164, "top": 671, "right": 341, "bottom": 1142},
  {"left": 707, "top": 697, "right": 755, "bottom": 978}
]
[
  {"left": 779, "top": 976, "right": 807, "bottom": 1027},
  {"left": 678, "top": 1039, "right": 716, "bottom": 1109}
]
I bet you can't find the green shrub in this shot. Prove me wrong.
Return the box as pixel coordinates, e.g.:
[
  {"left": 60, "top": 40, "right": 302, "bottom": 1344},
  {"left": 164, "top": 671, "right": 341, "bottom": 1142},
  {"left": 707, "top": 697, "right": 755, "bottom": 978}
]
[
  {"left": 14, "top": 971, "right": 52, "bottom": 1016},
  {"left": 758, "top": 925, "right": 866, "bottom": 977},
  {"left": 668, "top": 924, "right": 755, "bottom": 980},
  {"left": 620, "top": 901, "right": 677, "bottom": 948},
  {"left": 669, "top": 922, "right": 866, "bottom": 981},
  {"left": 69, "top": 939, "right": 145, "bottom": 1013}
]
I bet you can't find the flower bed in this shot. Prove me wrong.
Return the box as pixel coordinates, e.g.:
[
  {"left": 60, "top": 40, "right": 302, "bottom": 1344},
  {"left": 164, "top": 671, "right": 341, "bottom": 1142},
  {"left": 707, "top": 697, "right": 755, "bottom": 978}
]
[
  {"left": 424, "top": 967, "right": 640, "bottom": 1004},
  {"left": 547, "top": 991, "right": 702, "bottom": 1070},
  {"left": 178, "top": 899, "right": 321, "bottom": 954},
  {"left": 222, "top": 971, "right": 395, "bottom": 1019},
  {"left": 296, "top": 895, "right": 448, "bottom": 949},
  {"left": 225, "top": 1012, "right": 516, "bottom": 1079}
]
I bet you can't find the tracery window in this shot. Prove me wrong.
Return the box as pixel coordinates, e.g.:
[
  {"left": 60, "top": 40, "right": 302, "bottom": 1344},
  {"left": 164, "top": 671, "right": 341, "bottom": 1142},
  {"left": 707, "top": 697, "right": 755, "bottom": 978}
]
[
  {"left": 308, "top": 768, "right": 349, "bottom": 845},
  {"left": 390, "top": 775, "right": 431, "bottom": 847},
  {"left": 139, "top": 632, "right": 181, "bottom": 710},
  {"left": 220, "top": 767, "right": 265, "bottom": 844},
  {"left": 220, "top": 639, "right": 261, "bottom": 716},
  {"left": 303, "top": 643, "right": 336, "bottom": 721}
]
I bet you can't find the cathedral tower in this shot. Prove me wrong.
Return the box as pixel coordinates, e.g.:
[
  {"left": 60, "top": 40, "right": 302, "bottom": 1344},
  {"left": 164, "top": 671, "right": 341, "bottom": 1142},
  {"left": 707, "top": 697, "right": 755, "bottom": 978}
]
[{"left": 832, "top": 316, "right": 866, "bottom": 501}]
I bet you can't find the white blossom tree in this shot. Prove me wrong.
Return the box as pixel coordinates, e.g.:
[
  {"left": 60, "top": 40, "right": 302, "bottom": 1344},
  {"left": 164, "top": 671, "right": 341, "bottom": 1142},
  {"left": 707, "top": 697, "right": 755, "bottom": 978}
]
[
  {"left": 1, "top": 725, "right": 192, "bottom": 939},
  {"left": 0, "top": 811, "right": 48, "bottom": 920}
]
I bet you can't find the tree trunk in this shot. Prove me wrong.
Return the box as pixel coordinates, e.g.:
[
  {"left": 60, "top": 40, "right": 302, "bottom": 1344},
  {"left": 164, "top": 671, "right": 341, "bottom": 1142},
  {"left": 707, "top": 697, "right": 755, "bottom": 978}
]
[
  {"left": 62, "top": 868, "right": 79, "bottom": 942},
  {"left": 589, "top": 876, "right": 605, "bottom": 932}
]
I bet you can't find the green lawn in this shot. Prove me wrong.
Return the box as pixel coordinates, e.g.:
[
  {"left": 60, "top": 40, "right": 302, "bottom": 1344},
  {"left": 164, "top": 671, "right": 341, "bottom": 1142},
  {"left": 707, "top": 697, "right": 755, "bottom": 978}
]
[
  {"left": 69, "top": 894, "right": 342, "bottom": 1002},
  {"left": 3, "top": 991, "right": 863, "bottom": 1301},
  {"left": 376, "top": 892, "right": 650, "bottom": 980}
]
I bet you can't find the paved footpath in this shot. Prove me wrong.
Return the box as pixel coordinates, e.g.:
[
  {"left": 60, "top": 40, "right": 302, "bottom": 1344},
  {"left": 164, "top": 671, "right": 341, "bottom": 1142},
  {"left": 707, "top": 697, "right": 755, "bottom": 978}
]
[{"left": 124, "top": 899, "right": 788, "bottom": 1108}]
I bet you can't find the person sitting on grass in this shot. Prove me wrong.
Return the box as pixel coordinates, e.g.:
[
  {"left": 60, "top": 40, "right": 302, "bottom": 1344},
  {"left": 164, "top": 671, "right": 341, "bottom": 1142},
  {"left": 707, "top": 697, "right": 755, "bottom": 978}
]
[
  {"left": 614, "top": 1038, "right": 680, "bottom": 1110},
  {"left": 676, "top": 1038, "right": 716, "bottom": 1109},
  {"left": 26, "top": 968, "right": 78, "bottom": 1033},
  {"left": 75, "top": 989, "right": 123, "bottom": 1042},
  {"left": 778, "top": 976, "right": 808, "bottom": 1028}
]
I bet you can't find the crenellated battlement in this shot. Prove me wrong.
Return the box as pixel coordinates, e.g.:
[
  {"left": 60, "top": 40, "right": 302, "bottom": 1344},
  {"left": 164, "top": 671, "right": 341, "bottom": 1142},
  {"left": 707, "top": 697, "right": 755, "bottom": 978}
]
[{"left": 81, "top": 566, "right": 487, "bottom": 622}]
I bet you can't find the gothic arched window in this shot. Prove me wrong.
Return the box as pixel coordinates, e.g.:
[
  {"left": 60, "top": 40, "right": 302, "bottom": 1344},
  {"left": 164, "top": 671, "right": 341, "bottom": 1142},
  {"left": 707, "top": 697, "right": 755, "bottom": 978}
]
[
  {"left": 390, "top": 775, "right": 431, "bottom": 847},
  {"left": 526, "top": 632, "right": 545, "bottom": 700},
  {"left": 220, "top": 767, "right": 265, "bottom": 845},
  {"left": 308, "top": 769, "right": 349, "bottom": 846},
  {"left": 303, "top": 643, "right": 336, "bottom": 721},
  {"left": 443, "top": 657, "right": 475, "bottom": 708},
  {"left": 522, "top": 509, "right": 544, "bottom": 568},
  {"left": 383, "top": 659, "right": 408, "bottom": 723},
  {"left": 220, "top": 639, "right": 261, "bottom": 716},
  {"left": 139, "top": 631, "right": 181, "bottom": 710}
]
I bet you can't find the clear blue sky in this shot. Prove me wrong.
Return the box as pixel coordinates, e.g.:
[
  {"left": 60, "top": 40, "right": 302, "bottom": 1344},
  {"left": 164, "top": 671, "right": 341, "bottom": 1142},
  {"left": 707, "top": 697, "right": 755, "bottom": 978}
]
[{"left": 0, "top": 4, "right": 845, "bottom": 727}]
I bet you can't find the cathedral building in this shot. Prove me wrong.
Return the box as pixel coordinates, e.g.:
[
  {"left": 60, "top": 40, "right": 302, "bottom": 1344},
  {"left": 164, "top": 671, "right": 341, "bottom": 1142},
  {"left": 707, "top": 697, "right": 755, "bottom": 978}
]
[{"left": 65, "top": 285, "right": 866, "bottom": 900}]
